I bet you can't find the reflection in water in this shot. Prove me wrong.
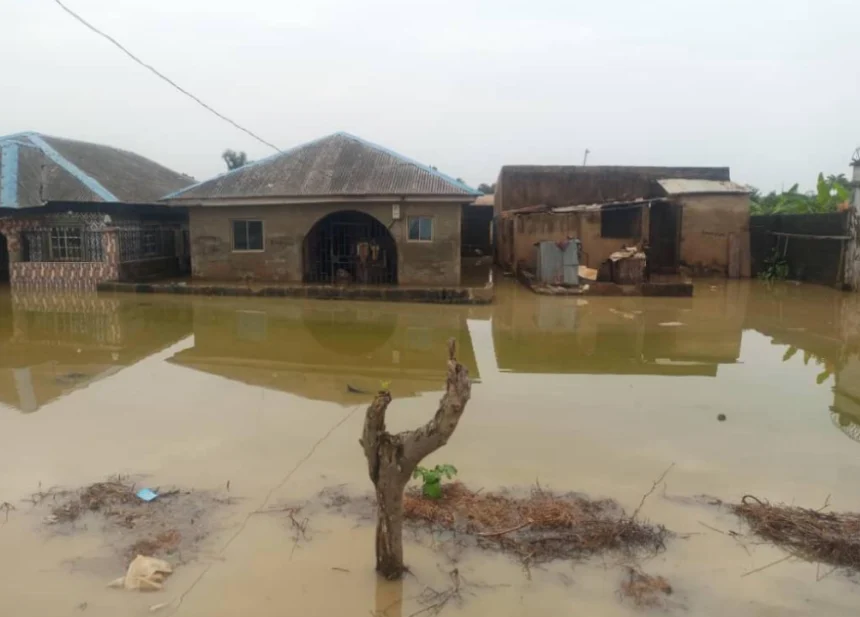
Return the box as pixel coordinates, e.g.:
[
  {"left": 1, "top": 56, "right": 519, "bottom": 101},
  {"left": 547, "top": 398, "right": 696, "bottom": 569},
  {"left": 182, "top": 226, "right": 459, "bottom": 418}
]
[
  {"left": 744, "top": 283, "right": 860, "bottom": 443},
  {"left": 491, "top": 283, "right": 748, "bottom": 376},
  {"left": 374, "top": 578, "right": 403, "bottom": 617},
  {"left": 4, "top": 280, "right": 860, "bottom": 617},
  {"left": 168, "top": 301, "right": 481, "bottom": 405},
  {"left": 0, "top": 290, "right": 192, "bottom": 413},
  {"left": 1, "top": 279, "right": 859, "bottom": 446}
]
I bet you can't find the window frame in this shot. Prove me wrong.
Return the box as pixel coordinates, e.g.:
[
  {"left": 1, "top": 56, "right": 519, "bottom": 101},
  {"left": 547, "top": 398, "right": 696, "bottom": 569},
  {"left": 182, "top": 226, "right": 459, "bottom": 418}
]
[
  {"left": 231, "top": 219, "right": 265, "bottom": 252},
  {"left": 600, "top": 207, "right": 641, "bottom": 239},
  {"left": 49, "top": 226, "right": 83, "bottom": 262},
  {"left": 141, "top": 228, "right": 160, "bottom": 258},
  {"left": 407, "top": 216, "right": 434, "bottom": 243}
]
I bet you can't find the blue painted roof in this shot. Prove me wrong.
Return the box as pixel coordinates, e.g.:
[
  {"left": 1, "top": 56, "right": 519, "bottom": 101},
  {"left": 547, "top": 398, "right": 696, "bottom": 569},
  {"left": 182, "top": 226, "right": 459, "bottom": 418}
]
[{"left": 165, "top": 132, "right": 481, "bottom": 201}]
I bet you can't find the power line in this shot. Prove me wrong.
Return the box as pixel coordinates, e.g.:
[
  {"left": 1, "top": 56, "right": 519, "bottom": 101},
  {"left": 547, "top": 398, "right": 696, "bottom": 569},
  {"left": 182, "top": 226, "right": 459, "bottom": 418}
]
[{"left": 53, "top": 0, "right": 280, "bottom": 152}]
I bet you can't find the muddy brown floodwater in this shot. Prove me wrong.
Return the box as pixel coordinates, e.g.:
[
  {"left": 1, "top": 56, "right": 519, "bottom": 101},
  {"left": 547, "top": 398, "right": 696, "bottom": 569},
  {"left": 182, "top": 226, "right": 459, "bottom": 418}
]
[{"left": 1, "top": 278, "right": 860, "bottom": 616}]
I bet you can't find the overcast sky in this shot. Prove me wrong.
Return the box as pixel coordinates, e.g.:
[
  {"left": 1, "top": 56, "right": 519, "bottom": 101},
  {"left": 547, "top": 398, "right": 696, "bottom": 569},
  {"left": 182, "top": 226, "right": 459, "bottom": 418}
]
[{"left": 2, "top": 0, "right": 858, "bottom": 192}]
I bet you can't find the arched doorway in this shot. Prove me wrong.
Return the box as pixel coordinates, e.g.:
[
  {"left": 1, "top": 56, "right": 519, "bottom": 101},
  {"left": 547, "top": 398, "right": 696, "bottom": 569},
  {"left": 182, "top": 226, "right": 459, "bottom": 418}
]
[
  {"left": 303, "top": 211, "right": 397, "bottom": 285},
  {"left": 0, "top": 233, "right": 9, "bottom": 283}
]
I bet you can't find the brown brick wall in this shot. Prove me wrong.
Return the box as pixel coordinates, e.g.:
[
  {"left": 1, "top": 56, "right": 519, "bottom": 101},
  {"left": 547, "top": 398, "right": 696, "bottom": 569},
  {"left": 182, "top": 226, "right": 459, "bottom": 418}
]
[{"left": 189, "top": 202, "right": 462, "bottom": 286}]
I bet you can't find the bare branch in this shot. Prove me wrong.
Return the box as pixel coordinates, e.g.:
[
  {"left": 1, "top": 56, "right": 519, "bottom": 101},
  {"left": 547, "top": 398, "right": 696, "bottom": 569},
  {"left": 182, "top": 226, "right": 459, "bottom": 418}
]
[
  {"left": 476, "top": 518, "right": 534, "bottom": 538},
  {"left": 399, "top": 339, "right": 471, "bottom": 471},
  {"left": 631, "top": 463, "right": 675, "bottom": 521},
  {"left": 741, "top": 554, "right": 793, "bottom": 578},
  {"left": 360, "top": 390, "right": 393, "bottom": 483}
]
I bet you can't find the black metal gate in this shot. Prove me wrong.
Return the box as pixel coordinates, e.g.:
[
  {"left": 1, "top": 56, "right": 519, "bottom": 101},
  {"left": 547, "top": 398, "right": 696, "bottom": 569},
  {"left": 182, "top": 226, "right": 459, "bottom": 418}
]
[{"left": 304, "top": 211, "right": 397, "bottom": 285}]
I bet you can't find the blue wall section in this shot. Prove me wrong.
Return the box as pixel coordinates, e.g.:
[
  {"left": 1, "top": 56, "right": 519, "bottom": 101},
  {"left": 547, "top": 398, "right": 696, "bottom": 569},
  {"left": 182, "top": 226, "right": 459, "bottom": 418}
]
[{"left": 0, "top": 141, "right": 19, "bottom": 208}]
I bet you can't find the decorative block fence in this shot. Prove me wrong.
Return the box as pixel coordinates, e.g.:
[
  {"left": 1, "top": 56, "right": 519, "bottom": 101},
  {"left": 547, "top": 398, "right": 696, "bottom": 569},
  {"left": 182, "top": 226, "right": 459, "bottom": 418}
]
[{"left": 0, "top": 215, "right": 186, "bottom": 291}]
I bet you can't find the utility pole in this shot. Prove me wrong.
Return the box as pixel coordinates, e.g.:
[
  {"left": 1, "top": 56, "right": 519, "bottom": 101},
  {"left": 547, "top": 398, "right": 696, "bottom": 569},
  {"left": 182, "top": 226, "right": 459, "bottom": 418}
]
[{"left": 582, "top": 149, "right": 590, "bottom": 166}]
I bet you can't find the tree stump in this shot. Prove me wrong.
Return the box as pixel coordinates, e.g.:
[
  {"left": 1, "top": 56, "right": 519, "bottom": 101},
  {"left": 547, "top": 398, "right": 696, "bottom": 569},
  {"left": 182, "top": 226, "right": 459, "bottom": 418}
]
[{"left": 359, "top": 338, "right": 471, "bottom": 579}]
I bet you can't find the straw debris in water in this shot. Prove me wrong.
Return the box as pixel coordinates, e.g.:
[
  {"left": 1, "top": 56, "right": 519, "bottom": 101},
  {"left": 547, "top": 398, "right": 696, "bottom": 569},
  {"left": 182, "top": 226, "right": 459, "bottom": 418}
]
[
  {"left": 731, "top": 495, "right": 860, "bottom": 571},
  {"left": 402, "top": 482, "right": 669, "bottom": 563}
]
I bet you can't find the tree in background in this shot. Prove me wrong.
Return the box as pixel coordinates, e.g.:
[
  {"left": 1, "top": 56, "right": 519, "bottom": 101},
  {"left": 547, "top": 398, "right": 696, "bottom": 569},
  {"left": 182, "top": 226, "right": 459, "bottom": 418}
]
[
  {"left": 477, "top": 183, "right": 496, "bottom": 195},
  {"left": 222, "top": 149, "right": 249, "bottom": 170},
  {"left": 750, "top": 173, "right": 851, "bottom": 215}
]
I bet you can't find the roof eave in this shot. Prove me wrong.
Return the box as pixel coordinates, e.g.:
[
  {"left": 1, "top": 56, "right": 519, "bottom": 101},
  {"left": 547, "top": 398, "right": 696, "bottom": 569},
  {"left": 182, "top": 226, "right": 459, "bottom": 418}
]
[
  {"left": 666, "top": 190, "right": 750, "bottom": 197},
  {"left": 162, "top": 194, "right": 475, "bottom": 207}
]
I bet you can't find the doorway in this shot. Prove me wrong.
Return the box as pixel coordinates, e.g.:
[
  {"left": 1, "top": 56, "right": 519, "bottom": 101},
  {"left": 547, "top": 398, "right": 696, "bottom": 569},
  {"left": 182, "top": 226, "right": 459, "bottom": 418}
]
[
  {"left": 648, "top": 202, "right": 681, "bottom": 274},
  {"left": 303, "top": 211, "right": 397, "bottom": 285},
  {"left": 0, "top": 233, "right": 9, "bottom": 283}
]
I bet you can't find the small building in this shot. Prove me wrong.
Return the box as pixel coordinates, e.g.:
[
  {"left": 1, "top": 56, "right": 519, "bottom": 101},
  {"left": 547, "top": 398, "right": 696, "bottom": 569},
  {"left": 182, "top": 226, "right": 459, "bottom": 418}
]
[
  {"left": 0, "top": 132, "right": 192, "bottom": 290},
  {"left": 495, "top": 165, "right": 751, "bottom": 278},
  {"left": 163, "top": 132, "right": 481, "bottom": 286}
]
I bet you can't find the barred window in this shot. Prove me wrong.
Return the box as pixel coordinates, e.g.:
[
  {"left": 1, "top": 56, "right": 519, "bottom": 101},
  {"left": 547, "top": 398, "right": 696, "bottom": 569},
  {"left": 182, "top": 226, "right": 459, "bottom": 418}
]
[
  {"left": 50, "top": 227, "right": 83, "bottom": 261},
  {"left": 142, "top": 229, "right": 159, "bottom": 257}
]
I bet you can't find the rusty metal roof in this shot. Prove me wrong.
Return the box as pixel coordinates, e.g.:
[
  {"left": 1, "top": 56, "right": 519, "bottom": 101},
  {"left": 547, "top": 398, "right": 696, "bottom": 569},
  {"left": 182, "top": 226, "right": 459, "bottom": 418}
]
[
  {"left": 658, "top": 178, "right": 749, "bottom": 196},
  {"left": 0, "top": 132, "right": 193, "bottom": 208},
  {"left": 165, "top": 132, "right": 479, "bottom": 202}
]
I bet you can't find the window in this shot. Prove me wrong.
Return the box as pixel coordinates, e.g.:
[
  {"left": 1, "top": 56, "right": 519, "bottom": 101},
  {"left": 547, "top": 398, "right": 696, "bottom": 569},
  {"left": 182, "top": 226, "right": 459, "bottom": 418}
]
[
  {"left": 407, "top": 216, "right": 433, "bottom": 242},
  {"left": 50, "top": 227, "right": 83, "bottom": 261},
  {"left": 600, "top": 207, "right": 641, "bottom": 239},
  {"left": 232, "top": 220, "right": 264, "bottom": 251}
]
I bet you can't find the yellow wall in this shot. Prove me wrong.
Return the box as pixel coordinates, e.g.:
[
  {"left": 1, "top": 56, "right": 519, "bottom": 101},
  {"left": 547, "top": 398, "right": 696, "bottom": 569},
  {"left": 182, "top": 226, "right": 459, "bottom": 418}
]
[
  {"left": 498, "top": 195, "right": 751, "bottom": 278},
  {"left": 500, "top": 210, "right": 641, "bottom": 271},
  {"left": 678, "top": 194, "right": 750, "bottom": 277}
]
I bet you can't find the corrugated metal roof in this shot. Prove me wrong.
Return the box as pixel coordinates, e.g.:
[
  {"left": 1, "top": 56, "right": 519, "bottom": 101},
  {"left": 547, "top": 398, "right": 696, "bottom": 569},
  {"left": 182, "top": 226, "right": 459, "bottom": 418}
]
[
  {"left": 552, "top": 198, "right": 657, "bottom": 213},
  {"left": 658, "top": 178, "right": 749, "bottom": 196},
  {"left": 503, "top": 197, "right": 658, "bottom": 216},
  {"left": 165, "top": 132, "right": 480, "bottom": 201},
  {"left": 0, "top": 132, "right": 193, "bottom": 208}
]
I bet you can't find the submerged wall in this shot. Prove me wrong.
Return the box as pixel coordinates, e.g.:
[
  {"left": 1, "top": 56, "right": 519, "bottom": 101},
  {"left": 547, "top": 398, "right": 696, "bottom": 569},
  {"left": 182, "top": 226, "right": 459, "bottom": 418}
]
[
  {"left": 189, "top": 202, "right": 463, "bottom": 286},
  {"left": 678, "top": 193, "right": 751, "bottom": 277},
  {"left": 497, "top": 194, "right": 750, "bottom": 278},
  {"left": 497, "top": 209, "right": 640, "bottom": 272},
  {"left": 750, "top": 212, "right": 849, "bottom": 286}
]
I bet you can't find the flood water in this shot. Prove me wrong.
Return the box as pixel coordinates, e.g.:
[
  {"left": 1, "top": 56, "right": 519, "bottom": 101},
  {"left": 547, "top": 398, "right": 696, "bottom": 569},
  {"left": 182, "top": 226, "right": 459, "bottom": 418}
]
[{"left": 1, "top": 278, "right": 859, "bottom": 616}]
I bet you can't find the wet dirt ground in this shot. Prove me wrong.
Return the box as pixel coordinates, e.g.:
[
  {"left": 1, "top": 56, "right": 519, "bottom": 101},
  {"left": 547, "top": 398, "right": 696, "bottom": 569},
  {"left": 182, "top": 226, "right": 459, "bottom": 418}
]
[{"left": 1, "top": 278, "right": 859, "bottom": 616}]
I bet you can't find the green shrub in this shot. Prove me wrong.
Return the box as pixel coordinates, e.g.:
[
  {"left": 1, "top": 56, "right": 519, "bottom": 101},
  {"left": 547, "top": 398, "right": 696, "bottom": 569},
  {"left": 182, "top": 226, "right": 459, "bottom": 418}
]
[{"left": 412, "top": 464, "right": 458, "bottom": 499}]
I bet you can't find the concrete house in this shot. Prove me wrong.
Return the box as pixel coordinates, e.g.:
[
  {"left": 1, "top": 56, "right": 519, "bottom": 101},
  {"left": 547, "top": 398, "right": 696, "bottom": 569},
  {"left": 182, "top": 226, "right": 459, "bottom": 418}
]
[
  {"left": 163, "top": 132, "right": 481, "bottom": 287},
  {"left": 494, "top": 165, "right": 751, "bottom": 278},
  {"left": 0, "top": 132, "right": 192, "bottom": 289}
]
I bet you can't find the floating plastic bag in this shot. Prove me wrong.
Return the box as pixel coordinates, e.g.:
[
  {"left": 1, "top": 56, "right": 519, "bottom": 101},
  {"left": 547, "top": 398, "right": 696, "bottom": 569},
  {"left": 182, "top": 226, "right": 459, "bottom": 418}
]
[{"left": 108, "top": 555, "right": 173, "bottom": 591}]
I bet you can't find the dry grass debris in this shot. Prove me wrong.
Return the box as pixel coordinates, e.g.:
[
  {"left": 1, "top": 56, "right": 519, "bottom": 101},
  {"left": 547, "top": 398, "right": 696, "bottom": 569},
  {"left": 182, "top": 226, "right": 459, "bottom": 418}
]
[
  {"left": 620, "top": 567, "right": 673, "bottom": 609},
  {"left": 402, "top": 482, "right": 669, "bottom": 564},
  {"left": 731, "top": 495, "right": 860, "bottom": 572},
  {"left": 50, "top": 479, "right": 140, "bottom": 524},
  {"left": 38, "top": 476, "right": 231, "bottom": 565}
]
